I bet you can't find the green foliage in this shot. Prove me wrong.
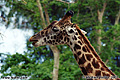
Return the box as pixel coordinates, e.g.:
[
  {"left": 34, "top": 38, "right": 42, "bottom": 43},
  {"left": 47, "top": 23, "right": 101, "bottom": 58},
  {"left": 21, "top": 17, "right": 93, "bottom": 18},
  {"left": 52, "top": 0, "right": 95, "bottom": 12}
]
[{"left": 1, "top": 0, "right": 120, "bottom": 80}]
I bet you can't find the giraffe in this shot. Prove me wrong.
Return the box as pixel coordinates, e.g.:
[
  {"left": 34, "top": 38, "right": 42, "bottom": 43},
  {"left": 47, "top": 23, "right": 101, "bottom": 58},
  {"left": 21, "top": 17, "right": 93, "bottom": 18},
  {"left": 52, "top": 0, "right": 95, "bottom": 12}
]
[{"left": 29, "top": 11, "right": 120, "bottom": 80}]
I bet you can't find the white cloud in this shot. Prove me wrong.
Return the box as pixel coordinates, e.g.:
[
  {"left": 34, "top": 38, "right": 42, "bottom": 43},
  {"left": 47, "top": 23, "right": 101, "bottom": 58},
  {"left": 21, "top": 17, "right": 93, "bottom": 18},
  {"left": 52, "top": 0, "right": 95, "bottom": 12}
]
[{"left": 0, "top": 26, "right": 33, "bottom": 54}]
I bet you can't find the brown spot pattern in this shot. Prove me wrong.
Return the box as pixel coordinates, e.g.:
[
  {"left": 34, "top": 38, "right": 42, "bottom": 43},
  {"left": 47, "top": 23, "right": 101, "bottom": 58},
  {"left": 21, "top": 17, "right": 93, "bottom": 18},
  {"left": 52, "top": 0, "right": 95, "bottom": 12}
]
[
  {"left": 70, "top": 41, "right": 72, "bottom": 45},
  {"left": 78, "top": 37, "right": 84, "bottom": 43},
  {"left": 86, "top": 63, "right": 93, "bottom": 73},
  {"left": 74, "top": 35, "right": 77, "bottom": 40},
  {"left": 41, "top": 31, "right": 44, "bottom": 34},
  {"left": 102, "top": 72, "right": 110, "bottom": 76},
  {"left": 86, "top": 54, "right": 93, "bottom": 61},
  {"left": 92, "top": 58, "right": 100, "bottom": 68},
  {"left": 44, "top": 38, "right": 46, "bottom": 42},
  {"left": 85, "top": 45, "right": 90, "bottom": 53},
  {"left": 101, "top": 67, "right": 105, "bottom": 71},
  {"left": 81, "top": 67, "right": 87, "bottom": 75},
  {"left": 67, "top": 38, "right": 69, "bottom": 42},
  {"left": 82, "top": 46, "right": 87, "bottom": 52},
  {"left": 77, "top": 51, "right": 81, "bottom": 56},
  {"left": 64, "top": 37, "right": 67, "bottom": 41},
  {"left": 74, "top": 44, "right": 81, "bottom": 51},
  {"left": 95, "top": 70, "right": 101, "bottom": 76},
  {"left": 78, "top": 41, "right": 82, "bottom": 45},
  {"left": 78, "top": 54, "right": 86, "bottom": 65},
  {"left": 54, "top": 35, "right": 56, "bottom": 39}
]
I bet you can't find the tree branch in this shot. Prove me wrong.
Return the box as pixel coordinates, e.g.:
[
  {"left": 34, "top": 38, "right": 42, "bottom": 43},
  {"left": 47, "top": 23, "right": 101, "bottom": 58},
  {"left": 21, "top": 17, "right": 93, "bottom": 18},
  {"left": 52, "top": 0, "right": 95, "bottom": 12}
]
[
  {"left": 0, "top": 16, "right": 7, "bottom": 22},
  {"left": 36, "top": 0, "right": 46, "bottom": 28},
  {"left": 105, "top": 59, "right": 109, "bottom": 64},
  {"left": 115, "top": 9, "right": 120, "bottom": 25},
  {"left": 97, "top": 3, "right": 107, "bottom": 23},
  {"left": 101, "top": 3, "right": 107, "bottom": 13},
  {"left": 43, "top": 4, "right": 50, "bottom": 25},
  {"left": 97, "top": 3, "right": 107, "bottom": 53}
]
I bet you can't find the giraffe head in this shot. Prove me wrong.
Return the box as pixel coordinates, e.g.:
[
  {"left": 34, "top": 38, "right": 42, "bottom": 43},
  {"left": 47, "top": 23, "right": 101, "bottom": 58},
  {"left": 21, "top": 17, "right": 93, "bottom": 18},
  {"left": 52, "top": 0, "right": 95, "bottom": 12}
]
[{"left": 29, "top": 11, "right": 86, "bottom": 47}]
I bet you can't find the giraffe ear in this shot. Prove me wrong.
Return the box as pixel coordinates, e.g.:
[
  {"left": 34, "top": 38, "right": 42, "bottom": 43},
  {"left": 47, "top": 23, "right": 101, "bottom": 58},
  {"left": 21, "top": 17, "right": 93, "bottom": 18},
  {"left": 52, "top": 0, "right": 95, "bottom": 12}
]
[{"left": 81, "top": 29, "right": 87, "bottom": 35}]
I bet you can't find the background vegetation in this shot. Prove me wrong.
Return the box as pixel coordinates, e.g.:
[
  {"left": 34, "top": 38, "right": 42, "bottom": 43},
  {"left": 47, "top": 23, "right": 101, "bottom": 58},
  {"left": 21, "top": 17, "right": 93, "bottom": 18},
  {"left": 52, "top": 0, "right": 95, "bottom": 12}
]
[{"left": 0, "top": 0, "right": 120, "bottom": 80}]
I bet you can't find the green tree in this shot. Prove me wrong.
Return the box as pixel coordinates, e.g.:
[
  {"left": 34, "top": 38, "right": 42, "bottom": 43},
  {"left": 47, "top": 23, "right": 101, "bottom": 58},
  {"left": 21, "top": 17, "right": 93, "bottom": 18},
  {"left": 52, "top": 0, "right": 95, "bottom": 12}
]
[{"left": 0, "top": 0, "right": 120, "bottom": 80}]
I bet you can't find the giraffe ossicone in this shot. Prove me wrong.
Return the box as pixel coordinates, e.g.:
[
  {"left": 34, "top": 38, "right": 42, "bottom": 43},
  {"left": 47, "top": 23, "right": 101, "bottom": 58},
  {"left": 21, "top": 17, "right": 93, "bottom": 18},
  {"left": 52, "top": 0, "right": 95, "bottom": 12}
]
[{"left": 29, "top": 11, "right": 120, "bottom": 80}]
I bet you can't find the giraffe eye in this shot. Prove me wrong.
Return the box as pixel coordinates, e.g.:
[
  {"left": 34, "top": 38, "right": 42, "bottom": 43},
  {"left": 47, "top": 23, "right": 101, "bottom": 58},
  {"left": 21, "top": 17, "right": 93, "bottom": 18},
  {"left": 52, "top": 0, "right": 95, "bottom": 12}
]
[{"left": 52, "top": 27, "right": 59, "bottom": 32}]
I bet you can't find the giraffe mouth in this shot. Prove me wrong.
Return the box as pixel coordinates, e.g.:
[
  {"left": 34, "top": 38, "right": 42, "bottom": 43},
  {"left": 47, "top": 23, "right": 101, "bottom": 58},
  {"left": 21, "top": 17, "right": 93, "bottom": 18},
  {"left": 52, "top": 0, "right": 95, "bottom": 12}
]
[{"left": 29, "top": 39, "right": 38, "bottom": 46}]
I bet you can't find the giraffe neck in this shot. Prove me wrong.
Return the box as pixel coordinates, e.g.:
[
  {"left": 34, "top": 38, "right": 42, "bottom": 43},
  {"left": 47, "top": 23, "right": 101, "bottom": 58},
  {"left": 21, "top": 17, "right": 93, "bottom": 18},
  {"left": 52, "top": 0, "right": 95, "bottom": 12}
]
[{"left": 67, "top": 25, "right": 116, "bottom": 78}]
